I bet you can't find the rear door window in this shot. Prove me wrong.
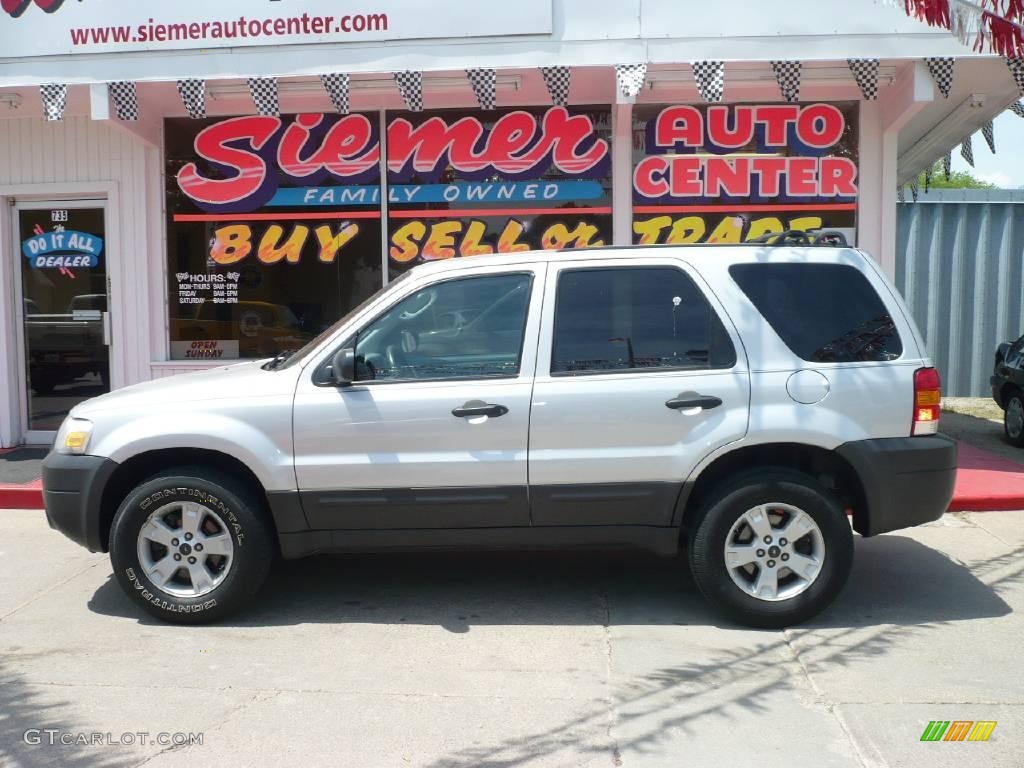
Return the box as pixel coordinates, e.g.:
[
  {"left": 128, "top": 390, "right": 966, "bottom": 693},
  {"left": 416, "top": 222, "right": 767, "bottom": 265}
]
[
  {"left": 729, "top": 263, "right": 902, "bottom": 363},
  {"left": 551, "top": 266, "right": 736, "bottom": 375}
]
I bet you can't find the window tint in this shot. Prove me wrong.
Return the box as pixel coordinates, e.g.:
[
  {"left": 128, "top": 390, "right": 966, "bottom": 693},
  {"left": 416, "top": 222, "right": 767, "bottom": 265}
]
[
  {"left": 354, "top": 273, "right": 532, "bottom": 381},
  {"left": 551, "top": 267, "right": 735, "bottom": 375},
  {"left": 729, "top": 263, "right": 903, "bottom": 363}
]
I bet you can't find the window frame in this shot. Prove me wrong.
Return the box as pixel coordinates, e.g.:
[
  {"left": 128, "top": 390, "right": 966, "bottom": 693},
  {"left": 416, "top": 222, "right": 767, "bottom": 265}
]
[
  {"left": 546, "top": 263, "right": 738, "bottom": 379},
  {"left": 312, "top": 270, "right": 538, "bottom": 387}
]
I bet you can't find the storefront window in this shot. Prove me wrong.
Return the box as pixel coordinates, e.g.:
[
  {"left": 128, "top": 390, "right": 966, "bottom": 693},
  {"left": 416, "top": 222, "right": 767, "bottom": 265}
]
[
  {"left": 632, "top": 103, "right": 858, "bottom": 244},
  {"left": 165, "top": 114, "right": 384, "bottom": 360},
  {"left": 385, "top": 106, "right": 612, "bottom": 278}
]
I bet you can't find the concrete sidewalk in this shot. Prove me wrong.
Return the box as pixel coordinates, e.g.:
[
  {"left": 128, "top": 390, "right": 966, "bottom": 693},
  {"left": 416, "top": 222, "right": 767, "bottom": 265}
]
[{"left": 0, "top": 510, "right": 1022, "bottom": 767}]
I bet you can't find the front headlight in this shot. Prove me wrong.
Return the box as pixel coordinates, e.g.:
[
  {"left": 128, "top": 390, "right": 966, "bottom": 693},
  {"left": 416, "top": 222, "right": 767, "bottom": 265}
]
[{"left": 55, "top": 417, "right": 93, "bottom": 455}]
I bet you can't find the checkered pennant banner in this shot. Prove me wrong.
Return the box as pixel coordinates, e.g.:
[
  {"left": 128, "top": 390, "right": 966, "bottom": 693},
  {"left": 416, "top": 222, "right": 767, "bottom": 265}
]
[
  {"left": 540, "top": 66, "right": 570, "bottom": 106},
  {"left": 771, "top": 61, "right": 801, "bottom": 102},
  {"left": 897, "top": 185, "right": 905, "bottom": 203},
  {"left": 943, "top": 151, "right": 952, "bottom": 181},
  {"left": 39, "top": 83, "right": 67, "bottom": 121},
  {"left": 1007, "top": 58, "right": 1024, "bottom": 96},
  {"left": 692, "top": 61, "right": 725, "bottom": 103},
  {"left": 247, "top": 77, "right": 279, "bottom": 116},
  {"left": 1010, "top": 100, "right": 1024, "bottom": 118},
  {"left": 981, "top": 119, "right": 996, "bottom": 153},
  {"left": 848, "top": 59, "right": 880, "bottom": 100},
  {"left": 926, "top": 57, "right": 955, "bottom": 99},
  {"left": 924, "top": 167, "right": 932, "bottom": 193},
  {"left": 960, "top": 135, "right": 974, "bottom": 167},
  {"left": 909, "top": 181, "right": 919, "bottom": 203},
  {"left": 394, "top": 71, "right": 423, "bottom": 112},
  {"left": 615, "top": 63, "right": 647, "bottom": 99},
  {"left": 108, "top": 81, "right": 138, "bottom": 121},
  {"left": 176, "top": 79, "right": 205, "bottom": 119},
  {"left": 320, "top": 73, "right": 350, "bottom": 114},
  {"left": 466, "top": 68, "right": 496, "bottom": 110}
]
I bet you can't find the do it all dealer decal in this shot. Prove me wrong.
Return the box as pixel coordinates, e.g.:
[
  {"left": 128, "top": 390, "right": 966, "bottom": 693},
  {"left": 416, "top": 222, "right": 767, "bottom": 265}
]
[{"left": 22, "top": 224, "right": 104, "bottom": 270}]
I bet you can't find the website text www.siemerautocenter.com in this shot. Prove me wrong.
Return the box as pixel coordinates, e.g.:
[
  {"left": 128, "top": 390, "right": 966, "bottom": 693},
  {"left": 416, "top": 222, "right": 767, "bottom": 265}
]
[
  {"left": 70, "top": 12, "right": 388, "bottom": 46},
  {"left": 23, "top": 730, "right": 204, "bottom": 747}
]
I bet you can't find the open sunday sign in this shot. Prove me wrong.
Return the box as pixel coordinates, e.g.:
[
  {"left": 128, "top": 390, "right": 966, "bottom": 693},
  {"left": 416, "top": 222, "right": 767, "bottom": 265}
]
[{"left": 22, "top": 230, "right": 104, "bottom": 268}]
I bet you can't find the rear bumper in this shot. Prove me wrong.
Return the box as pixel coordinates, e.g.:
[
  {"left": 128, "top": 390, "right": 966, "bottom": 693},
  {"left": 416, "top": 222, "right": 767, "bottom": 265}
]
[
  {"left": 42, "top": 452, "right": 118, "bottom": 553},
  {"left": 836, "top": 435, "right": 957, "bottom": 537}
]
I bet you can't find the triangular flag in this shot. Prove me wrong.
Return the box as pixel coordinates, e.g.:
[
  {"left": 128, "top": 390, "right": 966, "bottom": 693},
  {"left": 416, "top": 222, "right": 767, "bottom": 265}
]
[
  {"left": 692, "top": 61, "right": 725, "bottom": 102},
  {"left": 1007, "top": 57, "right": 1024, "bottom": 96},
  {"left": 615, "top": 63, "right": 647, "bottom": 99},
  {"left": 1010, "top": 100, "right": 1024, "bottom": 118},
  {"left": 39, "top": 83, "right": 67, "bottom": 121},
  {"left": 108, "top": 81, "right": 138, "bottom": 121},
  {"left": 982, "top": 120, "right": 995, "bottom": 153},
  {"left": 909, "top": 181, "right": 919, "bottom": 202},
  {"left": 924, "top": 167, "right": 932, "bottom": 193},
  {"left": 771, "top": 61, "right": 801, "bottom": 102},
  {"left": 925, "top": 57, "right": 955, "bottom": 98},
  {"left": 943, "top": 151, "right": 952, "bottom": 180},
  {"left": 960, "top": 135, "right": 974, "bottom": 167},
  {"left": 897, "top": 185, "right": 905, "bottom": 203},
  {"left": 540, "top": 66, "right": 570, "bottom": 106},
  {"left": 176, "top": 79, "right": 205, "bottom": 119},
  {"left": 394, "top": 71, "right": 423, "bottom": 112},
  {"left": 320, "top": 74, "right": 350, "bottom": 114},
  {"left": 466, "top": 68, "right": 497, "bottom": 110},
  {"left": 247, "top": 77, "right": 278, "bottom": 116},
  {"left": 848, "top": 59, "right": 880, "bottom": 100}
]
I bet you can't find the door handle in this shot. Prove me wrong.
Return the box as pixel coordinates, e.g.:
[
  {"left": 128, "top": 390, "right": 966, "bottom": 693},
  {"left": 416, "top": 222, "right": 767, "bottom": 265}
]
[
  {"left": 665, "top": 394, "right": 722, "bottom": 411},
  {"left": 452, "top": 402, "right": 509, "bottom": 418}
]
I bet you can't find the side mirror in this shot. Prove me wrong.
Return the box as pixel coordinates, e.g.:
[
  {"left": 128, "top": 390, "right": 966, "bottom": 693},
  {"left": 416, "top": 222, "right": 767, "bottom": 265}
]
[{"left": 331, "top": 347, "right": 356, "bottom": 387}]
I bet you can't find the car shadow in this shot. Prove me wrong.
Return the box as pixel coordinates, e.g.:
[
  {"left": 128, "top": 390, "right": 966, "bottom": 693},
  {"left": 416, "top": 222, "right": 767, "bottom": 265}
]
[{"left": 87, "top": 533, "right": 1012, "bottom": 631}]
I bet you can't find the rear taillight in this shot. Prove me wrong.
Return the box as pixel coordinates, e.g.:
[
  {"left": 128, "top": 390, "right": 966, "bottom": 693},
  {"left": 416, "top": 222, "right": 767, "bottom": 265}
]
[{"left": 913, "top": 367, "right": 941, "bottom": 435}]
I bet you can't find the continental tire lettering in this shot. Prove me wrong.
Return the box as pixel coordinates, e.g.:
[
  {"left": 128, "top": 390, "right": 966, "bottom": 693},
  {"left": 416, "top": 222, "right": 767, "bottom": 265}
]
[{"left": 125, "top": 567, "right": 217, "bottom": 612}]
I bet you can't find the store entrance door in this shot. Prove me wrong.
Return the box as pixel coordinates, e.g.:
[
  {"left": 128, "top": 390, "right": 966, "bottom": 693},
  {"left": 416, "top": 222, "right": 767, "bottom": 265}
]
[{"left": 15, "top": 203, "right": 110, "bottom": 443}]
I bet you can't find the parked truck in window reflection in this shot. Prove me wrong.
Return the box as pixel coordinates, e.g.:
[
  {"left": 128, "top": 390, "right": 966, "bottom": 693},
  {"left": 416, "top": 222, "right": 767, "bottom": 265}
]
[{"left": 42, "top": 240, "right": 957, "bottom": 627}]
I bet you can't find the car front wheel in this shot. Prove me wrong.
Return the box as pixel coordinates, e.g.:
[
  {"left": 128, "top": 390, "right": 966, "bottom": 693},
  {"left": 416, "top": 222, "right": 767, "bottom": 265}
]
[
  {"left": 688, "top": 469, "right": 854, "bottom": 629},
  {"left": 109, "top": 467, "right": 274, "bottom": 624}
]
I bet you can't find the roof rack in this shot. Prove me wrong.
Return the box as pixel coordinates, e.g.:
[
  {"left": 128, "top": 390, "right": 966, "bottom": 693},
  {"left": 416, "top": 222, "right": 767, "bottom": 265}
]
[{"left": 747, "top": 229, "right": 849, "bottom": 247}]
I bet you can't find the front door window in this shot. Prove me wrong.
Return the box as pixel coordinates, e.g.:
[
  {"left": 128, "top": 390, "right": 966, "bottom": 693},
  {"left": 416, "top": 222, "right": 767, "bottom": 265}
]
[{"left": 18, "top": 206, "right": 110, "bottom": 433}]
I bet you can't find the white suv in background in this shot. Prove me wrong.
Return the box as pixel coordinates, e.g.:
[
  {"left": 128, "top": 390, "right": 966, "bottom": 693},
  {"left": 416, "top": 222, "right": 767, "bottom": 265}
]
[{"left": 43, "top": 235, "right": 957, "bottom": 628}]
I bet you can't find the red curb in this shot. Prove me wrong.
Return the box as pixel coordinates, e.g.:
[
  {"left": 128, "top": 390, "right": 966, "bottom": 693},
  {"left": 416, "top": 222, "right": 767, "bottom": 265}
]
[
  {"left": 3, "top": 441, "right": 1024, "bottom": 513},
  {"left": 0, "top": 478, "right": 43, "bottom": 510},
  {"left": 947, "top": 442, "right": 1024, "bottom": 512}
]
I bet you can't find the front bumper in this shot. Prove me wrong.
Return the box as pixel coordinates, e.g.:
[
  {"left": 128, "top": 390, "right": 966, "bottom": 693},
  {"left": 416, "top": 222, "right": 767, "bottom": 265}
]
[
  {"left": 836, "top": 435, "right": 957, "bottom": 537},
  {"left": 42, "top": 452, "right": 119, "bottom": 552},
  {"left": 991, "top": 375, "right": 1005, "bottom": 409}
]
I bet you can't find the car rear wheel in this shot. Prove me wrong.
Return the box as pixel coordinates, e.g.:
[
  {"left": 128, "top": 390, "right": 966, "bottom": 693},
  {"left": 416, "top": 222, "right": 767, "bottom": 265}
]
[
  {"left": 688, "top": 469, "right": 854, "bottom": 628},
  {"left": 109, "top": 467, "right": 274, "bottom": 624},
  {"left": 1004, "top": 394, "right": 1024, "bottom": 447}
]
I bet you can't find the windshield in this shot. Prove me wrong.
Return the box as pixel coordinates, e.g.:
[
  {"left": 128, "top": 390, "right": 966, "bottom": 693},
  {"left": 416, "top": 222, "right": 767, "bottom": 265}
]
[{"left": 273, "top": 271, "right": 412, "bottom": 370}]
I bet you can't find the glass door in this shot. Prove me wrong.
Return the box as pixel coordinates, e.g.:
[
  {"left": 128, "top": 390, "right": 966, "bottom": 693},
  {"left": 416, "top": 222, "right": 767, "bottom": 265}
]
[{"left": 16, "top": 204, "right": 110, "bottom": 441}]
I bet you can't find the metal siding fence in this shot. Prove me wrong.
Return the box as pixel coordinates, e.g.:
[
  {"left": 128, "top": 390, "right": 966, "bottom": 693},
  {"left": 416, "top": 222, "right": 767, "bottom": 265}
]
[{"left": 896, "top": 190, "right": 1024, "bottom": 396}]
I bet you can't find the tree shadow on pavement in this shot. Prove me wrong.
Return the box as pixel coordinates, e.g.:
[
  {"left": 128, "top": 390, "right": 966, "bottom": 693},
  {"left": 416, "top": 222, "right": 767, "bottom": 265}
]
[
  {"left": 0, "top": 655, "right": 137, "bottom": 768},
  {"left": 81, "top": 534, "right": 1016, "bottom": 767}
]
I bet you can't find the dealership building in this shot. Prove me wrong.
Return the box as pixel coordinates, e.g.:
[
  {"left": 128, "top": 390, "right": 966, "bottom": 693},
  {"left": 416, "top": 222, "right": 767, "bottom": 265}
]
[{"left": 0, "top": 0, "right": 1018, "bottom": 445}]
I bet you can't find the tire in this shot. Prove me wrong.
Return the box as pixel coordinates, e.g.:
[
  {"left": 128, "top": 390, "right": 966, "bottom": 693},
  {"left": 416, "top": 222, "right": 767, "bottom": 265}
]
[
  {"left": 688, "top": 469, "right": 854, "bottom": 629},
  {"left": 109, "top": 466, "right": 274, "bottom": 624},
  {"left": 1004, "top": 394, "right": 1024, "bottom": 447}
]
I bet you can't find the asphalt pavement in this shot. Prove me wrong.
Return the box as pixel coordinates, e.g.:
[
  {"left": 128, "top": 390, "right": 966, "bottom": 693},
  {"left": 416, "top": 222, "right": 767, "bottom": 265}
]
[{"left": 0, "top": 509, "right": 1021, "bottom": 767}]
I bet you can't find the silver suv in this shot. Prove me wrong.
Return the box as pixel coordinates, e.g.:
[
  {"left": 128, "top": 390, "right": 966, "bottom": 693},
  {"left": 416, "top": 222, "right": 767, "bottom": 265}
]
[{"left": 43, "top": 241, "right": 957, "bottom": 627}]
